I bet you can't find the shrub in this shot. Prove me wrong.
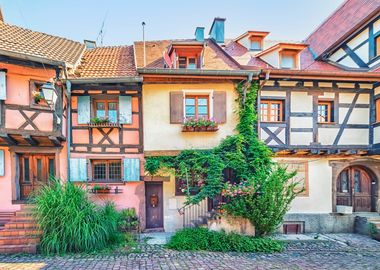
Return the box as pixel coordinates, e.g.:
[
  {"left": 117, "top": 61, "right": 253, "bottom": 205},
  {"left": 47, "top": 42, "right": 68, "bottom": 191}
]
[
  {"left": 118, "top": 208, "right": 139, "bottom": 232},
  {"left": 32, "top": 179, "right": 122, "bottom": 254},
  {"left": 166, "top": 227, "right": 283, "bottom": 253}
]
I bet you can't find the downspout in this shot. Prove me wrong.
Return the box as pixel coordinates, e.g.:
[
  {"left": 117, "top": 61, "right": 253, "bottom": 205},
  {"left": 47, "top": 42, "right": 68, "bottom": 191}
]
[
  {"left": 66, "top": 79, "right": 72, "bottom": 181},
  {"left": 257, "top": 71, "right": 270, "bottom": 139}
]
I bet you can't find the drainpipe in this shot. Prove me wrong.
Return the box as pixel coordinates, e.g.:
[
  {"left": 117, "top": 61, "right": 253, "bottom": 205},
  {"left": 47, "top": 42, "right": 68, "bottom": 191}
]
[
  {"left": 66, "top": 80, "right": 72, "bottom": 181},
  {"left": 257, "top": 71, "right": 270, "bottom": 139}
]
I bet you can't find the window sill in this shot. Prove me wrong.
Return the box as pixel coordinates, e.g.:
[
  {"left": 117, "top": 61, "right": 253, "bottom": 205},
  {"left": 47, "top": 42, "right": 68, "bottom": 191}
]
[
  {"left": 88, "top": 188, "right": 123, "bottom": 194},
  {"left": 88, "top": 122, "right": 121, "bottom": 128},
  {"left": 88, "top": 181, "right": 124, "bottom": 185},
  {"left": 30, "top": 103, "right": 52, "bottom": 111},
  {"left": 182, "top": 126, "right": 219, "bottom": 132}
]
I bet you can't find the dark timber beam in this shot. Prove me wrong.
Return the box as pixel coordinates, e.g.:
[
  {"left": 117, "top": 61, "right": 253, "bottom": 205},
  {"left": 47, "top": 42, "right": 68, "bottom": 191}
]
[
  {"left": 0, "top": 133, "right": 18, "bottom": 146},
  {"left": 48, "top": 136, "right": 62, "bottom": 147},
  {"left": 22, "top": 135, "right": 39, "bottom": 146}
]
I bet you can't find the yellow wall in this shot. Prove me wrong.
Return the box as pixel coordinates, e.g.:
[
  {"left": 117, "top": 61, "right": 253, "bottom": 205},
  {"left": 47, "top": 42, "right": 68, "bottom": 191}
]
[{"left": 143, "top": 83, "right": 238, "bottom": 151}]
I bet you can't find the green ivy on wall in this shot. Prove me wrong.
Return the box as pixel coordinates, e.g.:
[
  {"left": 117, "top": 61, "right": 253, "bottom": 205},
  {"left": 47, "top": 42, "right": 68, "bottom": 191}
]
[{"left": 145, "top": 81, "right": 302, "bottom": 235}]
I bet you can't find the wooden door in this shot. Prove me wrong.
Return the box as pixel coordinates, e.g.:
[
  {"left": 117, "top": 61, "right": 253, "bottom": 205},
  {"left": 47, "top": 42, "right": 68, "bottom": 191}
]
[
  {"left": 19, "top": 154, "right": 55, "bottom": 200},
  {"left": 145, "top": 182, "right": 163, "bottom": 229},
  {"left": 337, "top": 167, "right": 375, "bottom": 212}
]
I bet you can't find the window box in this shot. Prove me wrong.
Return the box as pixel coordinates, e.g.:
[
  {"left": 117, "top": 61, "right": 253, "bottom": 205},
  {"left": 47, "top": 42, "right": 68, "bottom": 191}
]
[
  {"left": 182, "top": 125, "right": 219, "bottom": 132},
  {"left": 88, "top": 122, "right": 121, "bottom": 128},
  {"left": 89, "top": 185, "right": 123, "bottom": 194}
]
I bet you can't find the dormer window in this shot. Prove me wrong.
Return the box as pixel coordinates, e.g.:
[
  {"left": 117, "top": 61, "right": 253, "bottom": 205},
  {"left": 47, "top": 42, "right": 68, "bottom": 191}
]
[
  {"left": 250, "top": 37, "right": 262, "bottom": 51},
  {"left": 280, "top": 51, "right": 298, "bottom": 69},
  {"left": 178, "top": 57, "right": 197, "bottom": 69}
]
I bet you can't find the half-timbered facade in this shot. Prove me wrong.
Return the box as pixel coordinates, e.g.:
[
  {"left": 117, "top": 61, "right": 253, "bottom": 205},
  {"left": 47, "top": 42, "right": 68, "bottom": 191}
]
[
  {"left": 68, "top": 45, "right": 145, "bottom": 213},
  {"left": 0, "top": 20, "right": 85, "bottom": 210}
]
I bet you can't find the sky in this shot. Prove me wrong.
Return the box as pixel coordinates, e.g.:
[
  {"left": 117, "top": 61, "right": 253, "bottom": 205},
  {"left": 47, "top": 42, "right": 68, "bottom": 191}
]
[{"left": 0, "top": 0, "right": 345, "bottom": 46}]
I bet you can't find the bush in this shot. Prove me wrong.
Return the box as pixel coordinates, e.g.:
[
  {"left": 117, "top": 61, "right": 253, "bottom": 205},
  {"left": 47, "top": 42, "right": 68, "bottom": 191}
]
[
  {"left": 166, "top": 227, "right": 283, "bottom": 253},
  {"left": 118, "top": 208, "right": 139, "bottom": 232},
  {"left": 32, "top": 179, "right": 123, "bottom": 254}
]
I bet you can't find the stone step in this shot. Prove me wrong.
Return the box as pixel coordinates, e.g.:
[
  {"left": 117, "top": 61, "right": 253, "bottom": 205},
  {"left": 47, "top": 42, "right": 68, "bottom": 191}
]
[
  {"left": 0, "top": 229, "right": 42, "bottom": 237},
  {"left": 20, "top": 205, "right": 35, "bottom": 211},
  {"left": 5, "top": 221, "right": 38, "bottom": 230},
  {"left": 0, "top": 244, "right": 37, "bottom": 254},
  {"left": 0, "top": 236, "right": 39, "bottom": 245},
  {"left": 15, "top": 211, "right": 34, "bottom": 217},
  {"left": 10, "top": 216, "right": 35, "bottom": 222}
]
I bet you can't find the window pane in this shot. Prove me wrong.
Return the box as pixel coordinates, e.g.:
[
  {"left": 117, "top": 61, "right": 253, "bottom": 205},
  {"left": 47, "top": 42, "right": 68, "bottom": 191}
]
[
  {"left": 185, "top": 98, "right": 195, "bottom": 105},
  {"left": 108, "top": 102, "right": 117, "bottom": 110},
  {"left": 250, "top": 41, "right": 261, "bottom": 50},
  {"left": 93, "top": 162, "right": 106, "bottom": 181},
  {"left": 24, "top": 158, "right": 30, "bottom": 182},
  {"left": 340, "top": 170, "right": 349, "bottom": 193},
  {"left": 96, "top": 102, "right": 105, "bottom": 110},
  {"left": 354, "top": 170, "right": 361, "bottom": 192},
  {"left": 48, "top": 159, "right": 55, "bottom": 179},
  {"left": 96, "top": 110, "right": 106, "bottom": 118},
  {"left": 179, "top": 57, "right": 187, "bottom": 68},
  {"left": 198, "top": 106, "right": 208, "bottom": 115},
  {"left": 185, "top": 106, "right": 195, "bottom": 116},
  {"left": 198, "top": 98, "right": 207, "bottom": 106},
  {"left": 376, "top": 36, "right": 380, "bottom": 57},
  {"left": 109, "top": 161, "right": 121, "bottom": 181},
  {"left": 108, "top": 110, "right": 117, "bottom": 123},
  {"left": 281, "top": 55, "right": 295, "bottom": 69},
  {"left": 187, "top": 58, "right": 196, "bottom": 69}
]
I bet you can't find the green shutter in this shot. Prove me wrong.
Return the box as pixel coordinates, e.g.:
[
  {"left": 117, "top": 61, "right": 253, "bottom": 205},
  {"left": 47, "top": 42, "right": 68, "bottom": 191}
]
[
  {"left": 119, "top": 96, "right": 132, "bottom": 124},
  {"left": 123, "top": 158, "right": 140, "bottom": 182},
  {"left": 0, "top": 150, "right": 4, "bottom": 176},
  {"left": 69, "top": 158, "right": 87, "bottom": 181},
  {"left": 77, "top": 96, "right": 91, "bottom": 124}
]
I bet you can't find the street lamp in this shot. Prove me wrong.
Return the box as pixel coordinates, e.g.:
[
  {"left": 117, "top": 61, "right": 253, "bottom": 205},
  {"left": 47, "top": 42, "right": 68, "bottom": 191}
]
[{"left": 41, "top": 82, "right": 60, "bottom": 124}]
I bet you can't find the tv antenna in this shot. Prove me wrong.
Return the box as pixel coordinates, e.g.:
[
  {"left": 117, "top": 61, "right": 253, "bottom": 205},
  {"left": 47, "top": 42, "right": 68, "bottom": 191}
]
[{"left": 96, "top": 11, "right": 108, "bottom": 46}]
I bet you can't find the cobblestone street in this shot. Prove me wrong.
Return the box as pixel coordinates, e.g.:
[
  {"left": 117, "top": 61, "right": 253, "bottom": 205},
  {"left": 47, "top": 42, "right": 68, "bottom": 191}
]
[{"left": 0, "top": 234, "right": 379, "bottom": 270}]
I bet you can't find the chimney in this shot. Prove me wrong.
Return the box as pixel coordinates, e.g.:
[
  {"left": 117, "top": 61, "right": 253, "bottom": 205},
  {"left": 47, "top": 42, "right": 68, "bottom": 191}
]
[
  {"left": 209, "top": 17, "right": 225, "bottom": 43},
  {"left": 84, "top": 40, "right": 96, "bottom": 49},
  {"left": 195, "top": 27, "right": 205, "bottom": 42}
]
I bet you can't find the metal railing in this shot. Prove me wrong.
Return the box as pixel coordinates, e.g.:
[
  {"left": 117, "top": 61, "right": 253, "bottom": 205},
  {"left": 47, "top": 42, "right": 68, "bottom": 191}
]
[{"left": 178, "top": 199, "right": 209, "bottom": 228}]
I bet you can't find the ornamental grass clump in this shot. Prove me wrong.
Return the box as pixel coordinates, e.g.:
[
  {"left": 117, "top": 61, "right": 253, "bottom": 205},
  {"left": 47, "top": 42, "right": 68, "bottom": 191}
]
[{"left": 32, "top": 179, "right": 122, "bottom": 254}]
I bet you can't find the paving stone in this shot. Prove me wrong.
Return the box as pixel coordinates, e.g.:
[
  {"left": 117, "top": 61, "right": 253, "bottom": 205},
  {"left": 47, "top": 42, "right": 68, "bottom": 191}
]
[{"left": 0, "top": 233, "right": 379, "bottom": 269}]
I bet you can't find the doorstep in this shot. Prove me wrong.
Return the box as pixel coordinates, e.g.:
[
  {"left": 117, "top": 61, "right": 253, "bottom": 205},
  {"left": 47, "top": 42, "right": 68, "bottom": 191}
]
[{"left": 139, "top": 232, "right": 174, "bottom": 245}]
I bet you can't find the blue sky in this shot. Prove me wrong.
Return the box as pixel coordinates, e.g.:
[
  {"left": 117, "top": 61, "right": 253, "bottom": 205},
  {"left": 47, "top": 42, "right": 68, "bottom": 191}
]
[{"left": 0, "top": 0, "right": 344, "bottom": 46}]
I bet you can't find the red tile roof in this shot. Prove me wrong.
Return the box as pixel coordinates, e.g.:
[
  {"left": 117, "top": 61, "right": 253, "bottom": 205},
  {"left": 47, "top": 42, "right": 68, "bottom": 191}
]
[
  {"left": 0, "top": 21, "right": 85, "bottom": 66},
  {"left": 74, "top": 46, "right": 137, "bottom": 78},
  {"left": 305, "top": 0, "right": 380, "bottom": 58}
]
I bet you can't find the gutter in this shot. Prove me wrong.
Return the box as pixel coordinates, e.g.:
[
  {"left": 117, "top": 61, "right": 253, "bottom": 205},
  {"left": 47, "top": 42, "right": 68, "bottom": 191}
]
[
  {"left": 65, "top": 80, "right": 72, "bottom": 182},
  {"left": 0, "top": 49, "right": 68, "bottom": 67},
  {"left": 64, "top": 76, "right": 143, "bottom": 84},
  {"left": 137, "top": 68, "right": 260, "bottom": 77}
]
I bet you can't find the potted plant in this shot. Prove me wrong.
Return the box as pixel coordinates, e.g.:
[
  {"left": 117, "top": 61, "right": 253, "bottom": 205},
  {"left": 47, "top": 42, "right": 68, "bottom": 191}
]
[
  {"left": 182, "top": 118, "right": 218, "bottom": 132},
  {"left": 32, "top": 90, "right": 47, "bottom": 105},
  {"left": 92, "top": 184, "right": 111, "bottom": 194}
]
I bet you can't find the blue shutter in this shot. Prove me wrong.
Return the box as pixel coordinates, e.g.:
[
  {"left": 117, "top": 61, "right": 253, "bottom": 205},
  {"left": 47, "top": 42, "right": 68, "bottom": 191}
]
[
  {"left": 69, "top": 158, "right": 87, "bottom": 181},
  {"left": 119, "top": 96, "right": 132, "bottom": 124},
  {"left": 77, "top": 96, "right": 91, "bottom": 124},
  {"left": 123, "top": 158, "right": 140, "bottom": 182},
  {"left": 0, "top": 150, "right": 4, "bottom": 176},
  {"left": 0, "top": 71, "right": 6, "bottom": 100}
]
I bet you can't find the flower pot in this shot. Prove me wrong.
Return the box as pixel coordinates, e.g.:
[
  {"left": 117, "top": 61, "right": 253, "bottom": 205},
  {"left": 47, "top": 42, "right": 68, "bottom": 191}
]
[
  {"left": 94, "top": 188, "right": 111, "bottom": 194},
  {"left": 200, "top": 126, "right": 207, "bottom": 131},
  {"left": 336, "top": 205, "right": 353, "bottom": 214}
]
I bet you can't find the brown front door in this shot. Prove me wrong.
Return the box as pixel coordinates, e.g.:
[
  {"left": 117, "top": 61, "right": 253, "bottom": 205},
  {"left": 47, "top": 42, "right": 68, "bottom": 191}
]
[
  {"left": 337, "top": 166, "right": 377, "bottom": 212},
  {"left": 19, "top": 154, "right": 55, "bottom": 200},
  {"left": 145, "top": 182, "right": 163, "bottom": 229}
]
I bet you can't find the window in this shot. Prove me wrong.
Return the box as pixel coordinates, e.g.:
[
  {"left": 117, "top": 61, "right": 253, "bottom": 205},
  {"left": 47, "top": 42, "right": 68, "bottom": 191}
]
[
  {"left": 185, "top": 95, "right": 209, "bottom": 119},
  {"left": 280, "top": 52, "right": 297, "bottom": 69},
  {"left": 260, "top": 100, "right": 284, "bottom": 122},
  {"left": 318, "top": 101, "right": 334, "bottom": 123},
  {"left": 95, "top": 100, "right": 118, "bottom": 123},
  {"left": 376, "top": 36, "right": 380, "bottom": 57},
  {"left": 175, "top": 175, "right": 201, "bottom": 196},
  {"left": 250, "top": 37, "right": 262, "bottom": 51},
  {"left": 92, "top": 160, "right": 122, "bottom": 182},
  {"left": 338, "top": 170, "right": 349, "bottom": 193},
  {"left": 178, "top": 57, "right": 197, "bottom": 69},
  {"left": 376, "top": 99, "right": 380, "bottom": 123},
  {"left": 30, "top": 80, "right": 49, "bottom": 107}
]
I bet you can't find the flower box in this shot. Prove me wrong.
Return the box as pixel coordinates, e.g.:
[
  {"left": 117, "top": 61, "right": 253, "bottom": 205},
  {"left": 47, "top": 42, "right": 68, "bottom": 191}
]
[
  {"left": 88, "top": 122, "right": 121, "bottom": 128},
  {"left": 182, "top": 126, "right": 219, "bottom": 132}
]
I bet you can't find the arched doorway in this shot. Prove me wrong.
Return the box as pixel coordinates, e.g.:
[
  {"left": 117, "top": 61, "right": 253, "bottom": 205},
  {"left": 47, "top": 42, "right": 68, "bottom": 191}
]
[{"left": 336, "top": 166, "right": 378, "bottom": 212}]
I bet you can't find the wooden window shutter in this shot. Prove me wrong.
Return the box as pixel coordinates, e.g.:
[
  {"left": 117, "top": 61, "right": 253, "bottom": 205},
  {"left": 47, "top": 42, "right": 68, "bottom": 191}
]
[
  {"left": 0, "top": 150, "right": 4, "bottom": 176},
  {"left": 119, "top": 96, "right": 132, "bottom": 124},
  {"left": 123, "top": 158, "right": 140, "bottom": 182},
  {"left": 213, "top": 91, "right": 226, "bottom": 123},
  {"left": 0, "top": 71, "right": 6, "bottom": 100},
  {"left": 170, "top": 91, "right": 184, "bottom": 123},
  {"left": 77, "top": 96, "right": 91, "bottom": 124},
  {"left": 69, "top": 158, "right": 87, "bottom": 181}
]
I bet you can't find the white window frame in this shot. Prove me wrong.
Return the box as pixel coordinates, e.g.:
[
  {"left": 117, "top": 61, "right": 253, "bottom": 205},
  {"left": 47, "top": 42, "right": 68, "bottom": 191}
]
[{"left": 182, "top": 90, "right": 214, "bottom": 121}]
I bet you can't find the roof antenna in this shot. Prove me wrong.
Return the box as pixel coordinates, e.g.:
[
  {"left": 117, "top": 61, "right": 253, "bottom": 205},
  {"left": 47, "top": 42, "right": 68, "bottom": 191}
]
[
  {"left": 142, "top": 22, "right": 146, "bottom": 67},
  {"left": 96, "top": 12, "right": 108, "bottom": 47}
]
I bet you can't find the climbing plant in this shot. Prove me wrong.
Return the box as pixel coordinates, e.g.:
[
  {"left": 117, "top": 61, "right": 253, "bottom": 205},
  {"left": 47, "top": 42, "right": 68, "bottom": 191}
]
[{"left": 145, "top": 81, "right": 302, "bottom": 235}]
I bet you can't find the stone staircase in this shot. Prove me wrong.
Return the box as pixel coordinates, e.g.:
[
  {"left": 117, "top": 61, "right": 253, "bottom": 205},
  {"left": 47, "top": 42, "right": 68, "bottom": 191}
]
[{"left": 0, "top": 205, "right": 41, "bottom": 254}]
